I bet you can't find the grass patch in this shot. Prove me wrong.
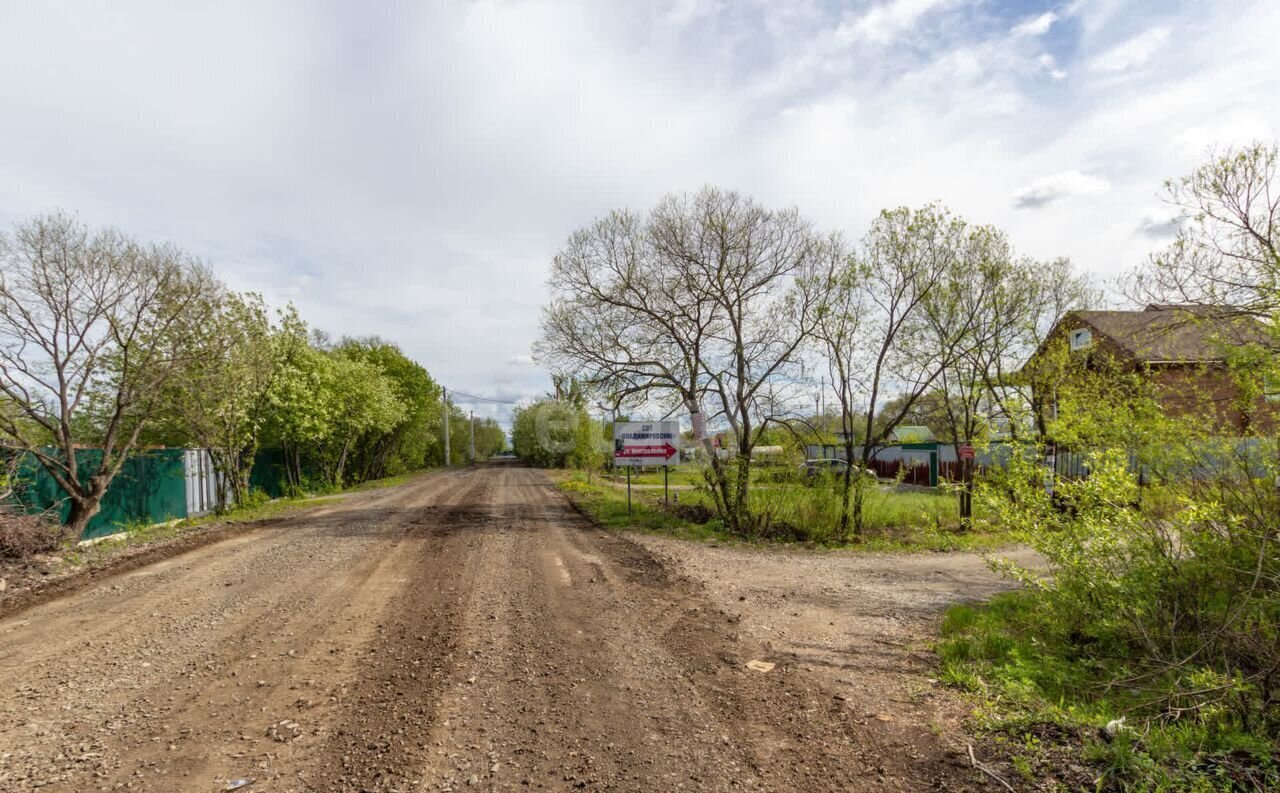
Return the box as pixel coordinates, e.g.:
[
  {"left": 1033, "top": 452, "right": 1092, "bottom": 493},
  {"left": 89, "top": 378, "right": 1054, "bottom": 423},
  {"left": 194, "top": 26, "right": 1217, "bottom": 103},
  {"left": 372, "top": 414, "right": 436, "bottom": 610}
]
[
  {"left": 555, "top": 469, "right": 1013, "bottom": 552},
  {"left": 556, "top": 472, "right": 730, "bottom": 543},
  {"left": 937, "top": 592, "right": 1280, "bottom": 791},
  {"left": 603, "top": 464, "right": 707, "bottom": 487}
]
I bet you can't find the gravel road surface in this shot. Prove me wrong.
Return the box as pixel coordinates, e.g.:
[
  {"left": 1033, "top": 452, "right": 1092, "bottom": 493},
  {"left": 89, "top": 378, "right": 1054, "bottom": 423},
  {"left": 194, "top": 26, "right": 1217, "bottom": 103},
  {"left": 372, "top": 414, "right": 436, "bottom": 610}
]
[{"left": 0, "top": 463, "right": 1006, "bottom": 792}]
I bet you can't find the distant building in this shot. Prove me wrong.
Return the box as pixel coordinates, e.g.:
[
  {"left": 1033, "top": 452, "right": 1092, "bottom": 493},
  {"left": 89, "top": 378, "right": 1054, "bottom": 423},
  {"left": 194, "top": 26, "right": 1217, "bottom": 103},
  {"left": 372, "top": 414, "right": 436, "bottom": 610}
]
[{"left": 1033, "top": 304, "right": 1279, "bottom": 434}]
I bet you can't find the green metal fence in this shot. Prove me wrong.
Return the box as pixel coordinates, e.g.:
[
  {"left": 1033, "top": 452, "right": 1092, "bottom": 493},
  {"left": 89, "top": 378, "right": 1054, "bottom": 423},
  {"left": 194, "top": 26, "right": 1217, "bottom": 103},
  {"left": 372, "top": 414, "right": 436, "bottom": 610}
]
[
  {"left": 13, "top": 448, "right": 188, "bottom": 540},
  {"left": 8, "top": 446, "right": 332, "bottom": 539}
]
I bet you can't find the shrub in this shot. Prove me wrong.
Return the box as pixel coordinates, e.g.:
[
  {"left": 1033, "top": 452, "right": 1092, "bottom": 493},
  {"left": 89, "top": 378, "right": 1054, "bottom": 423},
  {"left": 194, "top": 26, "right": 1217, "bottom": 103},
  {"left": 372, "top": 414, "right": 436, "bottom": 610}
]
[
  {"left": 962, "top": 436, "right": 1280, "bottom": 788},
  {"left": 234, "top": 488, "right": 271, "bottom": 511}
]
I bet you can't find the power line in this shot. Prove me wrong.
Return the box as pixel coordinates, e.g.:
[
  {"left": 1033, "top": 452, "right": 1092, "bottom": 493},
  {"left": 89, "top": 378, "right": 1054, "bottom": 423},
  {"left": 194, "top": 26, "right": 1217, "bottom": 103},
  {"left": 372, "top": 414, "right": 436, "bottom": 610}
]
[{"left": 445, "top": 389, "right": 526, "bottom": 406}]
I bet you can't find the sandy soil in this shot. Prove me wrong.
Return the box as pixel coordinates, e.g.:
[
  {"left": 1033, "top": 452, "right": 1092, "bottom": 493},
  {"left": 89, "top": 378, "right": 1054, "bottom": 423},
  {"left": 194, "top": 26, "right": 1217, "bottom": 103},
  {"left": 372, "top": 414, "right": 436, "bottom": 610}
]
[{"left": 0, "top": 463, "right": 1020, "bottom": 792}]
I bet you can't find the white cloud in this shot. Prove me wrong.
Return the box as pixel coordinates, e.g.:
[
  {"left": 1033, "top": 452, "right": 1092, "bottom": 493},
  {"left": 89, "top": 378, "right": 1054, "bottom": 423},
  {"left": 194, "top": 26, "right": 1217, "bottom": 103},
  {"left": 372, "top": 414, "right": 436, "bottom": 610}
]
[
  {"left": 1038, "top": 53, "right": 1068, "bottom": 80},
  {"left": 1013, "top": 171, "right": 1112, "bottom": 209},
  {"left": 1135, "top": 208, "right": 1183, "bottom": 239},
  {"left": 1, "top": 0, "right": 1279, "bottom": 418},
  {"left": 1089, "top": 26, "right": 1170, "bottom": 72},
  {"left": 1013, "top": 11, "right": 1057, "bottom": 37},
  {"left": 837, "top": 0, "right": 955, "bottom": 45}
]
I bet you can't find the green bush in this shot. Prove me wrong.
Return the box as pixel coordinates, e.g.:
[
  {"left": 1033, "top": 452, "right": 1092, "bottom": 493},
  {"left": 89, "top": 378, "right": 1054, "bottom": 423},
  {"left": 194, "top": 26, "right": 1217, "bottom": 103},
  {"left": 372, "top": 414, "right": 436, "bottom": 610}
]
[
  {"left": 234, "top": 488, "right": 271, "bottom": 512},
  {"left": 951, "top": 436, "right": 1280, "bottom": 789}
]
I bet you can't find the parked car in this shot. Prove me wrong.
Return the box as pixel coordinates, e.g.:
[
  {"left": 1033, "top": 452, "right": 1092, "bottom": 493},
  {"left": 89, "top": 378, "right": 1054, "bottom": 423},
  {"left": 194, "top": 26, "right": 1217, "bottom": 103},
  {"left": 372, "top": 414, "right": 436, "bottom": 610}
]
[{"left": 798, "top": 459, "right": 876, "bottom": 480}]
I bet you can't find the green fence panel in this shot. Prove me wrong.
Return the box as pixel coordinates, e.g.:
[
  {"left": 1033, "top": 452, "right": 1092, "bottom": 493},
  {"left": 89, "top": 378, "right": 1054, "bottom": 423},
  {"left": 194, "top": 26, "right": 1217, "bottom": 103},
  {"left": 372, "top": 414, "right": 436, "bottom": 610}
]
[
  {"left": 249, "top": 447, "right": 289, "bottom": 498},
  {"left": 12, "top": 448, "right": 189, "bottom": 539},
  {"left": 249, "top": 447, "right": 330, "bottom": 497},
  {"left": 7, "top": 445, "right": 332, "bottom": 540}
]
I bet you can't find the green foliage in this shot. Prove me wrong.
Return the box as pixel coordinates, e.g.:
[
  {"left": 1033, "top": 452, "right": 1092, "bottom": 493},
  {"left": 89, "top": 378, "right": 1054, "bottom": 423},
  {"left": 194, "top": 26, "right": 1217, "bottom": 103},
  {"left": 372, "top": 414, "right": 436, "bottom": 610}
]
[
  {"left": 559, "top": 468, "right": 1008, "bottom": 551},
  {"left": 511, "top": 399, "right": 602, "bottom": 470},
  {"left": 257, "top": 337, "right": 432, "bottom": 489},
  {"left": 332, "top": 337, "right": 443, "bottom": 477},
  {"left": 556, "top": 473, "right": 717, "bottom": 538},
  {"left": 939, "top": 590, "right": 1280, "bottom": 791},
  {"left": 473, "top": 417, "right": 509, "bottom": 458},
  {"left": 951, "top": 342, "right": 1280, "bottom": 789},
  {"left": 151, "top": 294, "right": 305, "bottom": 502}
]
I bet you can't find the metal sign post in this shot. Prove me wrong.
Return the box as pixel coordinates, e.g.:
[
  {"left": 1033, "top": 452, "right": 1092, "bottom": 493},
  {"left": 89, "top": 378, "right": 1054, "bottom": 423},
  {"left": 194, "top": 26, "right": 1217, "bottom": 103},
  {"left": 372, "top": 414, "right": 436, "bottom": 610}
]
[
  {"left": 614, "top": 421, "right": 680, "bottom": 517},
  {"left": 957, "top": 444, "right": 975, "bottom": 526},
  {"left": 613, "top": 421, "right": 681, "bottom": 468}
]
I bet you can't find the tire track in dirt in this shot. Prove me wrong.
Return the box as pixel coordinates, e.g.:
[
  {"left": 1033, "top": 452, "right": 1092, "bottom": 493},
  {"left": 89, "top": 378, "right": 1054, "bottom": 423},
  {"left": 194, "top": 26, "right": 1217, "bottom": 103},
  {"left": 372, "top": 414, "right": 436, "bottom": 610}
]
[
  {"left": 299, "top": 467, "right": 497, "bottom": 792},
  {"left": 0, "top": 468, "right": 470, "bottom": 792},
  {"left": 2, "top": 464, "right": 992, "bottom": 792}
]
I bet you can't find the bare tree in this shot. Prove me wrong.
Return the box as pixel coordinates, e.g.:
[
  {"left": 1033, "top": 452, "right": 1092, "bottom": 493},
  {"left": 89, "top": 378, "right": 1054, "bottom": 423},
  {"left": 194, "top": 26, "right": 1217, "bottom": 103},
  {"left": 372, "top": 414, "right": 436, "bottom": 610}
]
[
  {"left": 812, "top": 241, "right": 866, "bottom": 538},
  {"left": 0, "top": 213, "right": 216, "bottom": 535},
  {"left": 1130, "top": 140, "right": 1280, "bottom": 316},
  {"left": 926, "top": 235, "right": 1096, "bottom": 447},
  {"left": 820, "top": 205, "right": 980, "bottom": 538},
  {"left": 538, "top": 187, "right": 828, "bottom": 534}
]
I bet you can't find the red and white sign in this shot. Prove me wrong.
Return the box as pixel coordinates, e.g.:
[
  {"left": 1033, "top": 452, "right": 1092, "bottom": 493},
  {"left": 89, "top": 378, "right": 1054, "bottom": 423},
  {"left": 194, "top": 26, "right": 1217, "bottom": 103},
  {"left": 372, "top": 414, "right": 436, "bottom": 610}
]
[
  {"left": 614, "top": 421, "right": 681, "bottom": 467},
  {"left": 616, "top": 443, "right": 678, "bottom": 459},
  {"left": 957, "top": 444, "right": 975, "bottom": 460}
]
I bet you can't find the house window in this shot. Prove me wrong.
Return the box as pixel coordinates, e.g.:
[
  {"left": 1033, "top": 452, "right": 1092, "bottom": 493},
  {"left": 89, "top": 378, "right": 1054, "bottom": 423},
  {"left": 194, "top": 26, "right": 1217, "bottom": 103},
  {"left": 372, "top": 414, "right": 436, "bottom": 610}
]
[{"left": 1069, "top": 328, "right": 1093, "bottom": 351}]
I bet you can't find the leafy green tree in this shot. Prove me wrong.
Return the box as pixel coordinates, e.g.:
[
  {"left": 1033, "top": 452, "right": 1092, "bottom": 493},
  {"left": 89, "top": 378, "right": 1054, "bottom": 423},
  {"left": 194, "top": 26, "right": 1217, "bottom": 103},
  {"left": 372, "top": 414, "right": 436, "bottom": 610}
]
[
  {"left": 471, "top": 417, "right": 508, "bottom": 459},
  {"left": 512, "top": 399, "right": 598, "bottom": 470},
  {"left": 978, "top": 354, "right": 1280, "bottom": 761},
  {"left": 333, "top": 337, "right": 441, "bottom": 480},
  {"left": 318, "top": 355, "right": 405, "bottom": 486},
  {"left": 156, "top": 294, "right": 305, "bottom": 504},
  {"left": 263, "top": 344, "right": 338, "bottom": 490},
  {"left": 0, "top": 213, "right": 217, "bottom": 534}
]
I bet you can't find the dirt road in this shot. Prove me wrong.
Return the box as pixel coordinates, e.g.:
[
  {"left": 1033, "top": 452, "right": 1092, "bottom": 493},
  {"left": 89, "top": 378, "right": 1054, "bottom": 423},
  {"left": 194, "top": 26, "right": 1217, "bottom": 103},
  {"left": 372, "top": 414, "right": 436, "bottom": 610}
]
[{"left": 0, "top": 463, "right": 1006, "bottom": 792}]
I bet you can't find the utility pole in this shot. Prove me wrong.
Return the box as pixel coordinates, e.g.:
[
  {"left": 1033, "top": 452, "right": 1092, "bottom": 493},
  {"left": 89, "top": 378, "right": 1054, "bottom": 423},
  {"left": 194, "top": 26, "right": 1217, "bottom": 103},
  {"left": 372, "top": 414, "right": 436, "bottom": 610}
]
[
  {"left": 443, "top": 387, "right": 451, "bottom": 467},
  {"left": 469, "top": 410, "right": 476, "bottom": 464}
]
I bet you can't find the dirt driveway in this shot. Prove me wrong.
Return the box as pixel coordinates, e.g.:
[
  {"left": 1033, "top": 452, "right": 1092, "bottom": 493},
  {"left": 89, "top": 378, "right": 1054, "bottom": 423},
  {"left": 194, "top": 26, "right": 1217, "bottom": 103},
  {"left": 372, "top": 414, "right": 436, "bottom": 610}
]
[{"left": 0, "top": 463, "right": 1020, "bottom": 792}]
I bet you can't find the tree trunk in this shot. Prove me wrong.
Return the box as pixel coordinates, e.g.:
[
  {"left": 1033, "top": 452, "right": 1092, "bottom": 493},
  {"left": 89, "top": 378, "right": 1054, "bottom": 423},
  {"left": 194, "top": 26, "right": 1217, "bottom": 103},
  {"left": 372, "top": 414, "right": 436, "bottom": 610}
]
[
  {"left": 211, "top": 452, "right": 233, "bottom": 512},
  {"left": 851, "top": 480, "right": 866, "bottom": 538},
  {"left": 852, "top": 446, "right": 873, "bottom": 538},
  {"left": 233, "top": 442, "right": 257, "bottom": 504},
  {"left": 65, "top": 494, "right": 103, "bottom": 538},
  {"left": 838, "top": 455, "right": 853, "bottom": 542},
  {"left": 732, "top": 455, "right": 752, "bottom": 536},
  {"left": 334, "top": 438, "right": 352, "bottom": 488}
]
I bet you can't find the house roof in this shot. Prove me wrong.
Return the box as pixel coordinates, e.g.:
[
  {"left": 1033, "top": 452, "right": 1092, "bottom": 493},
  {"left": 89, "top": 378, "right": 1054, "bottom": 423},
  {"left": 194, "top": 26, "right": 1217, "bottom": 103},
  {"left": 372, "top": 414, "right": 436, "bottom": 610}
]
[{"left": 1072, "top": 304, "right": 1274, "bottom": 363}]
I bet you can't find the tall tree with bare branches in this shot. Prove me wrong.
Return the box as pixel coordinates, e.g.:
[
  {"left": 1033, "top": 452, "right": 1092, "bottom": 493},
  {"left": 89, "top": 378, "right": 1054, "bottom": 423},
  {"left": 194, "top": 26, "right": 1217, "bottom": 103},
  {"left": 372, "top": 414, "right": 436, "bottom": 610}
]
[
  {"left": 538, "top": 187, "right": 829, "bottom": 534},
  {"left": 1130, "top": 140, "right": 1280, "bottom": 317},
  {"left": 0, "top": 213, "right": 216, "bottom": 534},
  {"left": 818, "top": 205, "right": 985, "bottom": 538}
]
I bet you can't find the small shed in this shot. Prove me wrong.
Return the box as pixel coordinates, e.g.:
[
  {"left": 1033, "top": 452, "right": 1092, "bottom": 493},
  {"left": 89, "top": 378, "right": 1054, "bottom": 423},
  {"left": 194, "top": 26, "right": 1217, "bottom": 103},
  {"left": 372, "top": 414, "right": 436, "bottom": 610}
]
[{"left": 888, "top": 426, "right": 939, "bottom": 487}]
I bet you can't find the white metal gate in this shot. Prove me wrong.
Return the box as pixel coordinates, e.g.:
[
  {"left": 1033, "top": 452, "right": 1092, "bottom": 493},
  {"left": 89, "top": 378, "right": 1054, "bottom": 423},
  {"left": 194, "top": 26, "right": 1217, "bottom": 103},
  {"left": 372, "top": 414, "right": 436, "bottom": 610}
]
[{"left": 183, "top": 449, "right": 230, "bottom": 517}]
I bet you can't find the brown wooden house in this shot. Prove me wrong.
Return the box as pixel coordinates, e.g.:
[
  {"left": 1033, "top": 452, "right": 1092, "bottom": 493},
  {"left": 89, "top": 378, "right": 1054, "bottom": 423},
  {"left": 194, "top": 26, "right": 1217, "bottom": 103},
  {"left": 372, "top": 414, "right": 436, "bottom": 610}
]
[{"left": 1035, "top": 304, "right": 1279, "bottom": 435}]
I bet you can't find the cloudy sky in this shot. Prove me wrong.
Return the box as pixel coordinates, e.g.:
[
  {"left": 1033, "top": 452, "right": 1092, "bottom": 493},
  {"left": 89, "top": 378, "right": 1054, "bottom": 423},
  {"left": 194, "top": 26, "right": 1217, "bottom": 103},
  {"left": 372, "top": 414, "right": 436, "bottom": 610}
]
[{"left": 2, "top": 0, "right": 1277, "bottom": 422}]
